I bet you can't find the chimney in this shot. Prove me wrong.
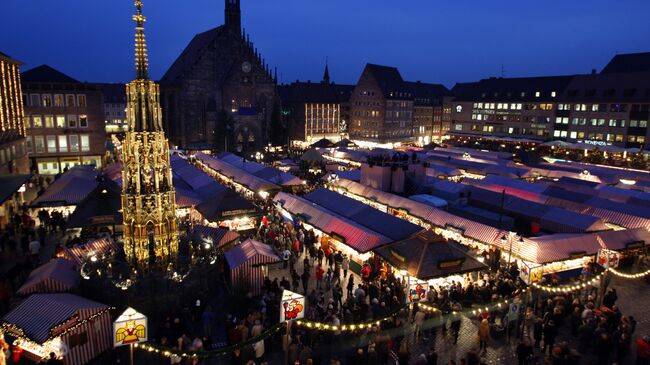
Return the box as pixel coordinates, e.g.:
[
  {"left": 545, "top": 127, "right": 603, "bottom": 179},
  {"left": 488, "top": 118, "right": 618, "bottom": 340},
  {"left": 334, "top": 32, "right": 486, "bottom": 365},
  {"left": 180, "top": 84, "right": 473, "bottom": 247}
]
[{"left": 591, "top": 69, "right": 597, "bottom": 75}]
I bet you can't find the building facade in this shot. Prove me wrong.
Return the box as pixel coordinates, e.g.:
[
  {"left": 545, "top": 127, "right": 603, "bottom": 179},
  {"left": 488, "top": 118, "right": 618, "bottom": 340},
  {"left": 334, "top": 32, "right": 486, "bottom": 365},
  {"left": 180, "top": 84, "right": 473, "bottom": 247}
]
[
  {"left": 279, "top": 65, "right": 354, "bottom": 146},
  {"left": 98, "top": 83, "right": 127, "bottom": 135},
  {"left": 404, "top": 81, "right": 451, "bottom": 145},
  {"left": 0, "top": 52, "right": 29, "bottom": 174},
  {"left": 121, "top": 1, "right": 179, "bottom": 270},
  {"left": 160, "top": 0, "right": 280, "bottom": 153},
  {"left": 349, "top": 64, "right": 414, "bottom": 146},
  {"left": 450, "top": 76, "right": 574, "bottom": 142},
  {"left": 21, "top": 65, "right": 106, "bottom": 175}
]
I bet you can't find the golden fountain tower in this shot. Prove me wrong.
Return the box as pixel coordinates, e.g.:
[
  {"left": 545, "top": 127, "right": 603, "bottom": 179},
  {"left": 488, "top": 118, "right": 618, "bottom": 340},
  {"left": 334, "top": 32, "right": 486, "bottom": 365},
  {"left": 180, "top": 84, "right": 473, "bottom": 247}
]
[{"left": 121, "top": 0, "right": 178, "bottom": 269}]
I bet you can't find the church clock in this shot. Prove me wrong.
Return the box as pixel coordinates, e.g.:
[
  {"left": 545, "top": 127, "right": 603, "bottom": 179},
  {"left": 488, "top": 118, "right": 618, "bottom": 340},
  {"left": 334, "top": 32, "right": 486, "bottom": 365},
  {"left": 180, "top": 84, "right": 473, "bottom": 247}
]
[{"left": 241, "top": 61, "right": 251, "bottom": 73}]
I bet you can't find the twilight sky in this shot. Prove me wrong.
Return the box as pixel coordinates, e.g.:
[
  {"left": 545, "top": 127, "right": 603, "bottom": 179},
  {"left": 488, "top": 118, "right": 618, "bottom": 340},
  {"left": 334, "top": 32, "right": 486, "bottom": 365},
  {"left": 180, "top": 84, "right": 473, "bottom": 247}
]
[{"left": 2, "top": 0, "right": 650, "bottom": 88}]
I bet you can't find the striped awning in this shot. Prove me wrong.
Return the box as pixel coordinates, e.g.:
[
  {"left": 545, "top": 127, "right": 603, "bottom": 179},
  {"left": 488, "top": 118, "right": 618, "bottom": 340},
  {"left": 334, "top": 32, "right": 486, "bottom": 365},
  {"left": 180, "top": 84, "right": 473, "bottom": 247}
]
[
  {"left": 225, "top": 239, "right": 280, "bottom": 269},
  {"left": 2, "top": 293, "right": 108, "bottom": 343},
  {"left": 17, "top": 259, "right": 80, "bottom": 295},
  {"left": 62, "top": 237, "right": 120, "bottom": 265},
  {"left": 31, "top": 166, "right": 99, "bottom": 207},
  {"left": 192, "top": 225, "right": 240, "bottom": 249}
]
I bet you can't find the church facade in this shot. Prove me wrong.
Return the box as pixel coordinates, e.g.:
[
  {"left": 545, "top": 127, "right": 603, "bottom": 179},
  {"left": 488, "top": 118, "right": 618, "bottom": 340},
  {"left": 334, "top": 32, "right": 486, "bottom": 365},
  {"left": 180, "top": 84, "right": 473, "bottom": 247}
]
[{"left": 160, "top": 0, "right": 280, "bottom": 153}]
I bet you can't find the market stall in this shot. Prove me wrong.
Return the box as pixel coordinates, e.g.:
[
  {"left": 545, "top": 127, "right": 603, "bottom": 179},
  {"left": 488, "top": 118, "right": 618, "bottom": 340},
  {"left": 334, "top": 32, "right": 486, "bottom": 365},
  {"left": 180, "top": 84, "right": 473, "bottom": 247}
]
[
  {"left": 17, "top": 258, "right": 80, "bottom": 295},
  {"left": 192, "top": 225, "right": 240, "bottom": 251},
  {"left": 1, "top": 293, "right": 112, "bottom": 365},
  {"left": 59, "top": 237, "right": 121, "bottom": 265},
  {"left": 224, "top": 239, "right": 281, "bottom": 295},
  {"left": 66, "top": 179, "right": 122, "bottom": 234},
  {"left": 30, "top": 166, "right": 100, "bottom": 217},
  {"left": 195, "top": 191, "right": 259, "bottom": 231}
]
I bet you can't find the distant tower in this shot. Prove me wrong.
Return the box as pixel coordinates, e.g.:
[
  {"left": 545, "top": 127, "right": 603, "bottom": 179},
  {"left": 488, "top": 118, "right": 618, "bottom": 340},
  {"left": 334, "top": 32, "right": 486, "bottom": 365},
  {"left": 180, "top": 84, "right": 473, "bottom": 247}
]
[
  {"left": 122, "top": 0, "right": 179, "bottom": 270},
  {"left": 225, "top": 0, "right": 241, "bottom": 31},
  {"left": 322, "top": 60, "right": 331, "bottom": 84}
]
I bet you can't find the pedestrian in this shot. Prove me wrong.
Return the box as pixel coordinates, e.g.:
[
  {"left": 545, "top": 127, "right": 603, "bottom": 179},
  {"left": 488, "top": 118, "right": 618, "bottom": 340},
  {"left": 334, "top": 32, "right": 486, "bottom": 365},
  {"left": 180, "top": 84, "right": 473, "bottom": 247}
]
[
  {"left": 315, "top": 264, "right": 324, "bottom": 290},
  {"left": 636, "top": 335, "right": 650, "bottom": 365},
  {"left": 342, "top": 255, "right": 349, "bottom": 279},
  {"left": 516, "top": 339, "right": 533, "bottom": 365},
  {"left": 301, "top": 269, "right": 310, "bottom": 294},
  {"left": 542, "top": 320, "right": 558, "bottom": 355},
  {"left": 346, "top": 275, "right": 354, "bottom": 299},
  {"left": 478, "top": 318, "right": 490, "bottom": 354}
]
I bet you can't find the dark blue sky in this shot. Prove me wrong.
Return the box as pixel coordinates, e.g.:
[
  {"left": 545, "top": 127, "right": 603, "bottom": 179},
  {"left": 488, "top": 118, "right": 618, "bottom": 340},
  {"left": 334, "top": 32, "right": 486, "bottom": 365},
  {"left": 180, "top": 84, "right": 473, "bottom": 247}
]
[{"left": 2, "top": 0, "right": 650, "bottom": 87}]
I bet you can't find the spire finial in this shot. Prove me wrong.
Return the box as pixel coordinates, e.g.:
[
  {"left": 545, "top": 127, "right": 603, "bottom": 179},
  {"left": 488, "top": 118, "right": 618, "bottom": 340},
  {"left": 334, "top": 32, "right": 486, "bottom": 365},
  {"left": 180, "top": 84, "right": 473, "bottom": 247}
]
[
  {"left": 133, "top": 0, "right": 149, "bottom": 79},
  {"left": 322, "top": 57, "right": 330, "bottom": 84}
]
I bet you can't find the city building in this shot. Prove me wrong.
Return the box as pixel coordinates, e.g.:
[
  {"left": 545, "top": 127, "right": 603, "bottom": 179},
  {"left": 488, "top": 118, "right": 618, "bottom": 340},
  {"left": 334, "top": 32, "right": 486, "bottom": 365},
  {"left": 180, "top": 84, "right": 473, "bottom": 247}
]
[
  {"left": 555, "top": 72, "right": 650, "bottom": 148},
  {"left": 279, "top": 65, "right": 354, "bottom": 146},
  {"left": 404, "top": 81, "right": 452, "bottom": 145},
  {"left": 98, "top": 83, "right": 127, "bottom": 135},
  {"left": 450, "top": 76, "right": 574, "bottom": 141},
  {"left": 160, "top": 0, "right": 280, "bottom": 152},
  {"left": 21, "top": 65, "right": 106, "bottom": 175},
  {"left": 0, "top": 51, "right": 29, "bottom": 174},
  {"left": 349, "top": 64, "right": 414, "bottom": 147},
  {"left": 121, "top": 1, "right": 178, "bottom": 269}
]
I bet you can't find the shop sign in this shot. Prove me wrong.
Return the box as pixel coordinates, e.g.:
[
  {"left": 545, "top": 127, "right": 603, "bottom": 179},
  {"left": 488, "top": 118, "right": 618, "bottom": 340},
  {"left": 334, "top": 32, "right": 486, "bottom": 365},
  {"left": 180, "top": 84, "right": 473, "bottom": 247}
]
[
  {"left": 280, "top": 290, "right": 305, "bottom": 322},
  {"left": 114, "top": 308, "right": 147, "bottom": 348}
]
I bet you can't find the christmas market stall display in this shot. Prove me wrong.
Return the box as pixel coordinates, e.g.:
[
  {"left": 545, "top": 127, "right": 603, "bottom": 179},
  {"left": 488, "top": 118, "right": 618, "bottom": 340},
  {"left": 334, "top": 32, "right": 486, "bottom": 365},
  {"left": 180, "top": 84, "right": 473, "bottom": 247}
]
[
  {"left": 17, "top": 258, "right": 80, "bottom": 295},
  {"left": 170, "top": 154, "right": 228, "bottom": 218},
  {"left": 1, "top": 293, "right": 112, "bottom": 365},
  {"left": 192, "top": 225, "right": 241, "bottom": 251},
  {"left": 274, "top": 192, "right": 392, "bottom": 271},
  {"left": 194, "top": 152, "right": 281, "bottom": 199},
  {"left": 0, "top": 173, "right": 30, "bottom": 227},
  {"left": 59, "top": 237, "right": 121, "bottom": 265},
  {"left": 30, "top": 166, "right": 100, "bottom": 217},
  {"left": 196, "top": 190, "right": 259, "bottom": 231},
  {"left": 216, "top": 152, "right": 304, "bottom": 190},
  {"left": 66, "top": 178, "right": 123, "bottom": 234},
  {"left": 373, "top": 230, "right": 488, "bottom": 290},
  {"left": 224, "top": 239, "right": 281, "bottom": 295}
]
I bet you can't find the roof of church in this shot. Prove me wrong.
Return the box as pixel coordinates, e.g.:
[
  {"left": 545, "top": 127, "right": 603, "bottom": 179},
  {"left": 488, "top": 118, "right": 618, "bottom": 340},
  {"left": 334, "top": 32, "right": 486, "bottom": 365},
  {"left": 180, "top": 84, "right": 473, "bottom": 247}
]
[
  {"left": 21, "top": 65, "right": 79, "bottom": 83},
  {"left": 160, "top": 26, "right": 225, "bottom": 84},
  {"left": 601, "top": 52, "right": 650, "bottom": 74}
]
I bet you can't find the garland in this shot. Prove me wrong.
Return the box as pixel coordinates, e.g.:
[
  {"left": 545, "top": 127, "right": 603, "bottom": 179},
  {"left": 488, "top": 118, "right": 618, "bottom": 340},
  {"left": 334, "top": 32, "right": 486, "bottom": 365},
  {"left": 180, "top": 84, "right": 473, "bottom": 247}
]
[
  {"left": 294, "top": 304, "right": 408, "bottom": 332},
  {"left": 607, "top": 267, "right": 650, "bottom": 279},
  {"left": 531, "top": 272, "right": 603, "bottom": 293},
  {"left": 134, "top": 322, "right": 284, "bottom": 360}
]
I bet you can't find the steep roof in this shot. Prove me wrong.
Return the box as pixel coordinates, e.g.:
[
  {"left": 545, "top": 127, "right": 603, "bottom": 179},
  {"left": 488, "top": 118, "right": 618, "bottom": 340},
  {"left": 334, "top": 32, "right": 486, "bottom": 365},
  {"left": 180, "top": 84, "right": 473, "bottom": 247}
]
[
  {"left": 364, "top": 63, "right": 408, "bottom": 98},
  {"left": 558, "top": 72, "right": 650, "bottom": 102},
  {"left": 452, "top": 75, "right": 574, "bottom": 102},
  {"left": 160, "top": 26, "right": 224, "bottom": 84},
  {"left": 21, "top": 65, "right": 79, "bottom": 83},
  {"left": 97, "top": 83, "right": 126, "bottom": 103},
  {"left": 601, "top": 52, "right": 650, "bottom": 74},
  {"left": 404, "top": 81, "right": 451, "bottom": 106}
]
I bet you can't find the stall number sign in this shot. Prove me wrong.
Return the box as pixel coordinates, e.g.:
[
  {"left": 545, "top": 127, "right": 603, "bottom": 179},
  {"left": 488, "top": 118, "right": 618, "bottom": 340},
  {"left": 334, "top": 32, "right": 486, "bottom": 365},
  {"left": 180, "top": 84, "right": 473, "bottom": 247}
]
[
  {"left": 113, "top": 308, "right": 148, "bottom": 347},
  {"left": 409, "top": 283, "right": 427, "bottom": 302},
  {"left": 280, "top": 290, "right": 305, "bottom": 322}
]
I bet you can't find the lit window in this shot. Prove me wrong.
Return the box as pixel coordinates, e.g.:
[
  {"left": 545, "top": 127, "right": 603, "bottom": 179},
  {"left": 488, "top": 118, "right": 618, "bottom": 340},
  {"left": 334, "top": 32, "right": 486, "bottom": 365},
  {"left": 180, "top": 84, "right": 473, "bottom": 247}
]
[
  {"left": 42, "top": 94, "right": 52, "bottom": 107},
  {"left": 77, "top": 95, "right": 86, "bottom": 107},
  {"left": 58, "top": 135, "right": 68, "bottom": 152},
  {"left": 560, "top": 131, "right": 567, "bottom": 137},
  {"left": 68, "top": 115, "right": 77, "bottom": 128},
  {"left": 34, "top": 136, "right": 45, "bottom": 153},
  {"left": 640, "top": 120, "right": 648, "bottom": 128},
  {"left": 551, "top": 91, "right": 557, "bottom": 97},
  {"left": 454, "top": 124, "right": 462, "bottom": 131},
  {"left": 44, "top": 116, "right": 54, "bottom": 128},
  {"left": 54, "top": 94, "right": 64, "bottom": 107},
  {"left": 56, "top": 116, "right": 66, "bottom": 128},
  {"left": 553, "top": 130, "right": 561, "bottom": 137},
  {"left": 69, "top": 135, "right": 79, "bottom": 152},
  {"left": 46, "top": 136, "right": 57, "bottom": 153},
  {"left": 535, "top": 91, "right": 540, "bottom": 97},
  {"left": 32, "top": 116, "right": 43, "bottom": 128},
  {"left": 79, "top": 115, "right": 88, "bottom": 127},
  {"left": 570, "top": 131, "right": 577, "bottom": 139},
  {"left": 80, "top": 135, "right": 90, "bottom": 152}
]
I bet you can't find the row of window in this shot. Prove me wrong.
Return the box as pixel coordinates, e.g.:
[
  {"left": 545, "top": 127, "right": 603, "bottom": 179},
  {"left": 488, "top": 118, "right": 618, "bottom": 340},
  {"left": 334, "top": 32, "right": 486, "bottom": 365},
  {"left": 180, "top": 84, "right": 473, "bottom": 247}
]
[
  {"left": 479, "top": 91, "right": 557, "bottom": 99},
  {"left": 472, "top": 103, "right": 555, "bottom": 111},
  {"left": 27, "top": 134, "right": 91, "bottom": 154},
  {"left": 0, "top": 144, "right": 23, "bottom": 165},
  {"left": 28, "top": 114, "right": 88, "bottom": 129},
  {"left": 24, "top": 93, "right": 86, "bottom": 108},
  {"left": 554, "top": 117, "right": 647, "bottom": 128},
  {"left": 551, "top": 130, "right": 643, "bottom": 143}
]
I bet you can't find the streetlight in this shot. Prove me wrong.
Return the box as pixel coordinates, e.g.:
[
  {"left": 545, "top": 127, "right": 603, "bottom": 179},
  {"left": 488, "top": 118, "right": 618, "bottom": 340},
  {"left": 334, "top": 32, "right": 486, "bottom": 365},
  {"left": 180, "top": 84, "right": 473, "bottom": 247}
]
[{"left": 501, "top": 233, "right": 523, "bottom": 266}]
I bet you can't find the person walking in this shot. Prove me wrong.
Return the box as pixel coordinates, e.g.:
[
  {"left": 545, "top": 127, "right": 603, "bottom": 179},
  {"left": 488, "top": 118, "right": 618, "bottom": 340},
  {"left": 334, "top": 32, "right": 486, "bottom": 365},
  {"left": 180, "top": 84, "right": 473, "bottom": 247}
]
[
  {"left": 342, "top": 255, "right": 349, "bottom": 279},
  {"left": 478, "top": 318, "right": 490, "bottom": 354},
  {"left": 543, "top": 320, "right": 558, "bottom": 356}
]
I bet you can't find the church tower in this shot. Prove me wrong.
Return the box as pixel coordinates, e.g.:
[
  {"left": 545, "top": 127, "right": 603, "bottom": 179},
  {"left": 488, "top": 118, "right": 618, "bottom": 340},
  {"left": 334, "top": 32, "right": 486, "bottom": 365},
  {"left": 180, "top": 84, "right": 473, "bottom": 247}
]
[
  {"left": 122, "top": 1, "right": 179, "bottom": 270},
  {"left": 225, "top": 0, "right": 241, "bottom": 31}
]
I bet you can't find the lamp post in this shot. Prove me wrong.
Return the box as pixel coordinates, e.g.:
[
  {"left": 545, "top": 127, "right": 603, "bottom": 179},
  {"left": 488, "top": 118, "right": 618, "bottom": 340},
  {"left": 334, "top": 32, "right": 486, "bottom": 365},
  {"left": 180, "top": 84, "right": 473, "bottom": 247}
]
[{"left": 501, "top": 233, "right": 523, "bottom": 267}]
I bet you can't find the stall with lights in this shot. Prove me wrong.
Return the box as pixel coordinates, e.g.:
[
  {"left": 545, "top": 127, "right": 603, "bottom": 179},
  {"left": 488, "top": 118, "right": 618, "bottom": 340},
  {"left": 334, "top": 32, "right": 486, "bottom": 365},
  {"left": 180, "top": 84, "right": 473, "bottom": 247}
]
[
  {"left": 1, "top": 293, "right": 112, "bottom": 365},
  {"left": 224, "top": 239, "right": 281, "bottom": 295}
]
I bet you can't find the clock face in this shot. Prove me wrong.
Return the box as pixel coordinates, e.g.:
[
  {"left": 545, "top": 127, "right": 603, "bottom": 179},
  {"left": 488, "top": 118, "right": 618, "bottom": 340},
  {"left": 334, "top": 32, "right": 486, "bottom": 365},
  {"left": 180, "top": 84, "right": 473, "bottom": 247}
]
[{"left": 242, "top": 62, "right": 252, "bottom": 73}]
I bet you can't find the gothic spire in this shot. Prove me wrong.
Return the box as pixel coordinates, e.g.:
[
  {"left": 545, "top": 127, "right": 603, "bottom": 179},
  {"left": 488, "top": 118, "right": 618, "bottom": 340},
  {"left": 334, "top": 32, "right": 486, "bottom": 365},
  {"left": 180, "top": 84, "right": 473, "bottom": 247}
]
[
  {"left": 322, "top": 58, "right": 330, "bottom": 84},
  {"left": 133, "top": 0, "right": 149, "bottom": 80}
]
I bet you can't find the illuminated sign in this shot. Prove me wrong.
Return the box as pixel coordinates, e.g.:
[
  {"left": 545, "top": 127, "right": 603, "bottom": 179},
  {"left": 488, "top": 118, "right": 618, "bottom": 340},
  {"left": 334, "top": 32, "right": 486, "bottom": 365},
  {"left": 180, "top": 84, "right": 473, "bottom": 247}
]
[
  {"left": 114, "top": 308, "right": 147, "bottom": 348},
  {"left": 280, "top": 290, "right": 305, "bottom": 322}
]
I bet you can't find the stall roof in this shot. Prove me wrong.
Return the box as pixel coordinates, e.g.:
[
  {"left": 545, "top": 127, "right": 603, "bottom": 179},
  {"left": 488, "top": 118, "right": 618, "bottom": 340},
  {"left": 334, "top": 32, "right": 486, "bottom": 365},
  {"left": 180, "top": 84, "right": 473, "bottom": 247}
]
[
  {"left": 274, "top": 192, "right": 392, "bottom": 253},
  {"left": 191, "top": 225, "right": 240, "bottom": 249},
  {"left": 322, "top": 170, "right": 361, "bottom": 182},
  {"left": 217, "top": 153, "right": 303, "bottom": 186},
  {"left": 171, "top": 155, "right": 228, "bottom": 199},
  {"left": 196, "top": 153, "right": 281, "bottom": 193},
  {"left": 301, "top": 149, "right": 325, "bottom": 163},
  {"left": 0, "top": 174, "right": 30, "bottom": 204},
  {"left": 304, "top": 188, "right": 423, "bottom": 241},
  {"left": 195, "top": 190, "right": 258, "bottom": 222},
  {"left": 66, "top": 178, "right": 122, "bottom": 229},
  {"left": 17, "top": 259, "right": 80, "bottom": 295},
  {"left": 2, "top": 293, "right": 108, "bottom": 343},
  {"left": 31, "top": 166, "right": 99, "bottom": 207},
  {"left": 225, "top": 239, "right": 280, "bottom": 270},
  {"left": 374, "top": 231, "right": 488, "bottom": 280},
  {"left": 62, "top": 237, "right": 120, "bottom": 265}
]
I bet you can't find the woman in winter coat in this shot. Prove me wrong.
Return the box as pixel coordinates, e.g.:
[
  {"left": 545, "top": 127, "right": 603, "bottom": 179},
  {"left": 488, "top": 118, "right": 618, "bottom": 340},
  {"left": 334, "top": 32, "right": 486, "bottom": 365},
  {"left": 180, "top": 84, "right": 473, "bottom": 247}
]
[{"left": 478, "top": 318, "right": 491, "bottom": 354}]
